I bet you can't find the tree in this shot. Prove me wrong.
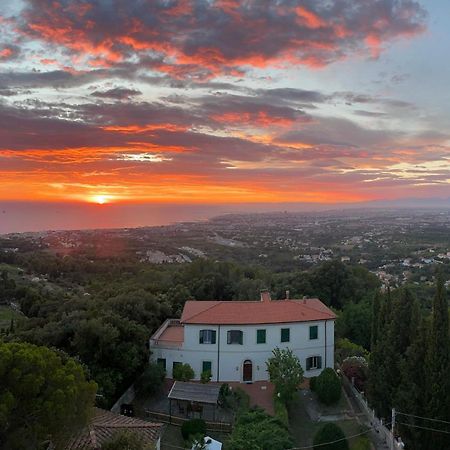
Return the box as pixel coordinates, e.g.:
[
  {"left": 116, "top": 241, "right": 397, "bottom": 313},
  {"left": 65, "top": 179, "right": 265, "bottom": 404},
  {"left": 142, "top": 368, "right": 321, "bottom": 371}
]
[
  {"left": 266, "top": 348, "right": 303, "bottom": 403},
  {"left": 135, "top": 363, "right": 165, "bottom": 397},
  {"left": 425, "top": 274, "right": 450, "bottom": 450},
  {"left": 102, "top": 430, "right": 155, "bottom": 450},
  {"left": 313, "top": 423, "right": 349, "bottom": 450},
  {"left": 181, "top": 419, "right": 206, "bottom": 441},
  {"left": 0, "top": 341, "right": 97, "bottom": 450},
  {"left": 227, "top": 408, "right": 293, "bottom": 450},
  {"left": 315, "top": 368, "right": 341, "bottom": 405}
]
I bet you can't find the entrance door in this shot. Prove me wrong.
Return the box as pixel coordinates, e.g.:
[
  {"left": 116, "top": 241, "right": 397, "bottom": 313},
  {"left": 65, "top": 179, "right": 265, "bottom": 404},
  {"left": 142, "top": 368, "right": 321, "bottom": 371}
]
[{"left": 243, "top": 360, "right": 253, "bottom": 382}]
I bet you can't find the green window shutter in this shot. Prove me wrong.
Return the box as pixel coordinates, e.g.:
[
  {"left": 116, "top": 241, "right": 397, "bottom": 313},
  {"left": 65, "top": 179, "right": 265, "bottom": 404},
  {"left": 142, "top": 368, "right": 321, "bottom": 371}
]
[
  {"left": 306, "top": 357, "right": 311, "bottom": 370},
  {"left": 211, "top": 330, "right": 216, "bottom": 344},
  {"left": 317, "top": 356, "right": 322, "bottom": 369},
  {"left": 257, "top": 329, "right": 266, "bottom": 344},
  {"left": 199, "top": 330, "right": 204, "bottom": 344},
  {"left": 239, "top": 331, "right": 243, "bottom": 345},
  {"left": 281, "top": 328, "right": 290, "bottom": 342},
  {"left": 202, "top": 361, "right": 212, "bottom": 373},
  {"left": 309, "top": 325, "right": 318, "bottom": 340}
]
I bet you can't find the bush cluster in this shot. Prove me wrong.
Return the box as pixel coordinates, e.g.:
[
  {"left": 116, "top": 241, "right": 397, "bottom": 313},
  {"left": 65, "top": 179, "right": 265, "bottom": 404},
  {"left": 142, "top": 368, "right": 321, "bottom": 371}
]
[
  {"left": 181, "top": 419, "right": 207, "bottom": 441},
  {"left": 315, "top": 368, "right": 341, "bottom": 405}
]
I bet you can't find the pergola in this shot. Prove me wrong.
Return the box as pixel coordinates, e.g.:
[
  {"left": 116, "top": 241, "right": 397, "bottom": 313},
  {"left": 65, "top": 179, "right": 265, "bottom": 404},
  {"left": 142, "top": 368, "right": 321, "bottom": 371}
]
[{"left": 168, "top": 381, "right": 221, "bottom": 422}]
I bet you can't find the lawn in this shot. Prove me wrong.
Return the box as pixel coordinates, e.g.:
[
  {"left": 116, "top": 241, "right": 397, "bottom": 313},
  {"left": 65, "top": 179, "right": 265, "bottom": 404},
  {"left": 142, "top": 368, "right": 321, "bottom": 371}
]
[{"left": 288, "top": 389, "right": 369, "bottom": 449}]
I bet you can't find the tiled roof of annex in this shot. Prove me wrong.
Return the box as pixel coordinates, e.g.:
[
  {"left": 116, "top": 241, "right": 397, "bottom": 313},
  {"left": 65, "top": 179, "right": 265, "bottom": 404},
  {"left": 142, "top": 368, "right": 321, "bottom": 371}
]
[
  {"left": 66, "top": 408, "right": 163, "bottom": 450},
  {"left": 180, "top": 292, "right": 335, "bottom": 325}
]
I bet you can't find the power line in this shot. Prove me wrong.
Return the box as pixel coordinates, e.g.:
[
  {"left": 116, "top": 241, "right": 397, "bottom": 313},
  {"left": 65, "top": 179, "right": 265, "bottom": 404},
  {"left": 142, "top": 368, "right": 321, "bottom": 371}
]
[
  {"left": 287, "top": 423, "right": 391, "bottom": 450},
  {"left": 396, "top": 411, "right": 450, "bottom": 426},
  {"left": 396, "top": 421, "right": 450, "bottom": 435}
]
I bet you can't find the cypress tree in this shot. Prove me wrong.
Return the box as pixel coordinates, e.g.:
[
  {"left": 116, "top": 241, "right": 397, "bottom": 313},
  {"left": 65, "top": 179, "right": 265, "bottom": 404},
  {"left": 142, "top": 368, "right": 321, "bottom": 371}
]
[
  {"left": 395, "top": 299, "right": 427, "bottom": 449},
  {"left": 425, "top": 275, "right": 450, "bottom": 450},
  {"left": 371, "top": 291, "right": 381, "bottom": 352}
]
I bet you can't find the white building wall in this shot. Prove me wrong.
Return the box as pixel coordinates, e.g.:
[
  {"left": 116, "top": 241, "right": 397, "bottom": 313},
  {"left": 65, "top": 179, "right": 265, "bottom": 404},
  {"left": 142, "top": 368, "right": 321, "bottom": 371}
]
[{"left": 150, "top": 320, "right": 334, "bottom": 382}]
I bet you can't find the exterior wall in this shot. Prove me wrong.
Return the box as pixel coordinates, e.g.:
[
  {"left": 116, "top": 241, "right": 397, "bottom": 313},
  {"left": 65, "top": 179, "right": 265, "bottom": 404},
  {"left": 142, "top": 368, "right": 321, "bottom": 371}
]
[{"left": 151, "top": 319, "right": 334, "bottom": 382}]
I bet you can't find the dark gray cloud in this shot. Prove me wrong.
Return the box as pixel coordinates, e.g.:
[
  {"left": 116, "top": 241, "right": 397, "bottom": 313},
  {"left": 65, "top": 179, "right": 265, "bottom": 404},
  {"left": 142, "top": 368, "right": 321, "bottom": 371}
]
[
  {"left": 16, "top": 0, "right": 427, "bottom": 79},
  {"left": 90, "top": 87, "right": 143, "bottom": 100}
]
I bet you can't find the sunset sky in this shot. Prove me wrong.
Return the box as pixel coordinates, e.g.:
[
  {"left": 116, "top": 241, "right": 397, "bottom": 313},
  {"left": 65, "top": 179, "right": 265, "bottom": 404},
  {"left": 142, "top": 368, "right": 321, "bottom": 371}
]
[{"left": 0, "top": 0, "right": 449, "bottom": 231}]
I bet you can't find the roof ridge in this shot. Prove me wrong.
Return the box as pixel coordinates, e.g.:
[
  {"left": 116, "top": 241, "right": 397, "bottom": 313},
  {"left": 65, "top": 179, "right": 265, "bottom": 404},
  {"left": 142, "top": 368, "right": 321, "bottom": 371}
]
[
  {"left": 181, "top": 301, "right": 223, "bottom": 323},
  {"left": 288, "top": 299, "right": 335, "bottom": 318}
]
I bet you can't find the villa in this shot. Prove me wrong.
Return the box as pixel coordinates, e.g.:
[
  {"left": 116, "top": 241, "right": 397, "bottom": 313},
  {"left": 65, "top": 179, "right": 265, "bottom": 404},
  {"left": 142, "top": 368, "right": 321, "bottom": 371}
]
[{"left": 150, "top": 290, "right": 335, "bottom": 383}]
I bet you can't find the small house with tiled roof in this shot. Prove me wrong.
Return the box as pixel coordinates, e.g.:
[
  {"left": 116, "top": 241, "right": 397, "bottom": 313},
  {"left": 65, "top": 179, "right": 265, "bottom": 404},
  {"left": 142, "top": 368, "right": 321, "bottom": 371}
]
[
  {"left": 66, "top": 408, "right": 163, "bottom": 450},
  {"left": 150, "top": 291, "right": 335, "bottom": 383}
]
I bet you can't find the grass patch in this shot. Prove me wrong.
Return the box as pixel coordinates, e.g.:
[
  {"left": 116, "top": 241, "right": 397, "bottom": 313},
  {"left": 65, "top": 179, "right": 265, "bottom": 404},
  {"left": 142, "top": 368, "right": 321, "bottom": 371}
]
[{"left": 288, "top": 391, "right": 366, "bottom": 448}]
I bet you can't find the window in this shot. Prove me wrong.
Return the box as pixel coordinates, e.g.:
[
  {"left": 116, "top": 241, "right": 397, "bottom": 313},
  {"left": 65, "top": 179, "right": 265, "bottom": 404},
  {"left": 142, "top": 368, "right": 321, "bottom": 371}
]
[
  {"left": 306, "top": 356, "right": 322, "bottom": 371},
  {"left": 202, "top": 361, "right": 212, "bottom": 374},
  {"left": 257, "top": 329, "right": 266, "bottom": 344},
  {"left": 157, "top": 358, "right": 166, "bottom": 371},
  {"left": 199, "top": 329, "right": 216, "bottom": 344},
  {"left": 227, "top": 330, "right": 243, "bottom": 345},
  {"left": 281, "top": 328, "right": 290, "bottom": 343},
  {"left": 309, "top": 325, "right": 318, "bottom": 340}
]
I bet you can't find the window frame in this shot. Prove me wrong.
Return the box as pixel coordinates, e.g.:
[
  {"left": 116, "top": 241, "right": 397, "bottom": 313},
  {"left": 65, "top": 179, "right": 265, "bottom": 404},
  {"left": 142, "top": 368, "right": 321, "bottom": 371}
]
[
  {"left": 256, "top": 329, "right": 266, "bottom": 344},
  {"left": 227, "top": 329, "right": 243, "bottom": 345},
  {"left": 306, "top": 355, "right": 322, "bottom": 371},
  {"left": 280, "top": 327, "right": 290, "bottom": 343},
  {"left": 309, "top": 325, "right": 318, "bottom": 340},
  {"left": 199, "top": 329, "right": 216, "bottom": 344}
]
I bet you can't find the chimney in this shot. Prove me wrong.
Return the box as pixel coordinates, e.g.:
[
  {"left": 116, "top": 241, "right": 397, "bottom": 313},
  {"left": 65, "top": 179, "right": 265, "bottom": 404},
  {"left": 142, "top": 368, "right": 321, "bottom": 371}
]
[
  {"left": 260, "top": 289, "right": 271, "bottom": 302},
  {"left": 285, "top": 290, "right": 290, "bottom": 300},
  {"left": 303, "top": 296, "right": 307, "bottom": 304}
]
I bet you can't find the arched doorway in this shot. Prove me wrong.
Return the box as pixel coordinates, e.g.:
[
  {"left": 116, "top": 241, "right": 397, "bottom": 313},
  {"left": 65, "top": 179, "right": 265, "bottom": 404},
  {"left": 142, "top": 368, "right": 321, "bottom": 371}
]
[{"left": 243, "top": 360, "right": 253, "bottom": 382}]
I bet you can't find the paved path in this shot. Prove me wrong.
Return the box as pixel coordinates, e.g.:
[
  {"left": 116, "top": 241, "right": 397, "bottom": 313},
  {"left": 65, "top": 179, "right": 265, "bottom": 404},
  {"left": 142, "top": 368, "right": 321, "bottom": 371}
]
[{"left": 229, "top": 381, "right": 275, "bottom": 415}]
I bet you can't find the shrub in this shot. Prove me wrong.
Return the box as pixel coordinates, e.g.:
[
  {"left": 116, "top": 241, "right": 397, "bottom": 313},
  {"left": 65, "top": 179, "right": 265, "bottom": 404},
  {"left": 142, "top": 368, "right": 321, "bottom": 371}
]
[
  {"left": 273, "top": 394, "right": 289, "bottom": 427},
  {"left": 135, "top": 363, "right": 165, "bottom": 396},
  {"left": 228, "top": 408, "right": 293, "bottom": 450},
  {"left": 102, "top": 430, "right": 155, "bottom": 450},
  {"left": 315, "top": 368, "right": 341, "bottom": 405},
  {"left": 341, "top": 356, "right": 368, "bottom": 392},
  {"left": 335, "top": 338, "right": 369, "bottom": 363},
  {"left": 200, "top": 370, "right": 212, "bottom": 384},
  {"left": 309, "top": 376, "right": 317, "bottom": 391},
  {"left": 181, "top": 418, "right": 207, "bottom": 441},
  {"left": 173, "top": 363, "right": 195, "bottom": 381},
  {"left": 226, "top": 387, "right": 250, "bottom": 413},
  {"left": 313, "top": 423, "right": 348, "bottom": 450}
]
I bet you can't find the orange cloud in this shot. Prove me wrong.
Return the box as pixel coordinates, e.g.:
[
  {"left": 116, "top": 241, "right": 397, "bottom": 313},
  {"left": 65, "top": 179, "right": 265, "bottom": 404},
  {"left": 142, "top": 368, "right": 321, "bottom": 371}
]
[{"left": 295, "top": 7, "right": 326, "bottom": 29}]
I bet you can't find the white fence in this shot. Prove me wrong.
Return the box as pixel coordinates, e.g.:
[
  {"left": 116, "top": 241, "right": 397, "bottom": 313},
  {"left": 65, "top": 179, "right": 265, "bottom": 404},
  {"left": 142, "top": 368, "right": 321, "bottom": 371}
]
[{"left": 341, "top": 374, "right": 405, "bottom": 449}]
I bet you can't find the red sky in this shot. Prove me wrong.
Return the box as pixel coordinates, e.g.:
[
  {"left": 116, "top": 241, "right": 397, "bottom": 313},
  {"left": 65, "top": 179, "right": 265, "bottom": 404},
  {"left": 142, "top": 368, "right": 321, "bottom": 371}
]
[{"left": 0, "top": 0, "right": 449, "bottom": 218}]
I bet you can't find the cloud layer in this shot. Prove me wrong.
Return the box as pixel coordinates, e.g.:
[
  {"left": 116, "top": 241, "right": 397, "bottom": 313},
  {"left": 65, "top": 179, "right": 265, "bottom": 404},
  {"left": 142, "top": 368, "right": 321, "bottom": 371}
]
[{"left": 0, "top": 0, "right": 448, "bottom": 205}]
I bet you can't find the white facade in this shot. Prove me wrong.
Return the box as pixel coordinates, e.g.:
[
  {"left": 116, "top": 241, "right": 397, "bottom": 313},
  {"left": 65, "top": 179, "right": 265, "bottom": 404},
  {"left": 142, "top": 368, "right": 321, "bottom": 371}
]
[{"left": 150, "top": 312, "right": 334, "bottom": 383}]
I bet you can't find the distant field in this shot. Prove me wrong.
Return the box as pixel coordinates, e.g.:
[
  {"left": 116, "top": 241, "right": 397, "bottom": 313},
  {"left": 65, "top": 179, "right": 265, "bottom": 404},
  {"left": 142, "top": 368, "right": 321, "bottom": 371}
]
[{"left": 0, "top": 305, "right": 23, "bottom": 330}]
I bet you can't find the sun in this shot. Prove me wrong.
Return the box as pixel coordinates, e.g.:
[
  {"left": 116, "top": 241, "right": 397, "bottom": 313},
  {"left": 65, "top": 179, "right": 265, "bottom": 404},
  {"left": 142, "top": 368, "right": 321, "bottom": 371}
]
[{"left": 91, "top": 195, "right": 111, "bottom": 205}]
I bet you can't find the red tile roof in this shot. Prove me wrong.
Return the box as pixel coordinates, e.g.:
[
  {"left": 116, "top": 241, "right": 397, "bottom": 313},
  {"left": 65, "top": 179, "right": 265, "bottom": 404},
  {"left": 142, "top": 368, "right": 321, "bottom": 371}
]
[
  {"left": 180, "top": 298, "right": 335, "bottom": 325},
  {"left": 66, "top": 408, "right": 163, "bottom": 450},
  {"left": 158, "top": 324, "right": 184, "bottom": 345}
]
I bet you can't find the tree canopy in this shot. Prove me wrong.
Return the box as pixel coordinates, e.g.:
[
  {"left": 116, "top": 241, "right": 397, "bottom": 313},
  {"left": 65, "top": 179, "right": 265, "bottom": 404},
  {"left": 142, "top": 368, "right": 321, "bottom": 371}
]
[
  {"left": 266, "top": 347, "right": 304, "bottom": 403},
  {"left": 0, "top": 341, "right": 97, "bottom": 450}
]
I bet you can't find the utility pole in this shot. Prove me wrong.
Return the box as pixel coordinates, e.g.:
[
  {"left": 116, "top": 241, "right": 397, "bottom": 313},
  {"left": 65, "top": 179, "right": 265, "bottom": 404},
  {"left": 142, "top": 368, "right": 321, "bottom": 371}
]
[{"left": 391, "top": 408, "right": 396, "bottom": 450}]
